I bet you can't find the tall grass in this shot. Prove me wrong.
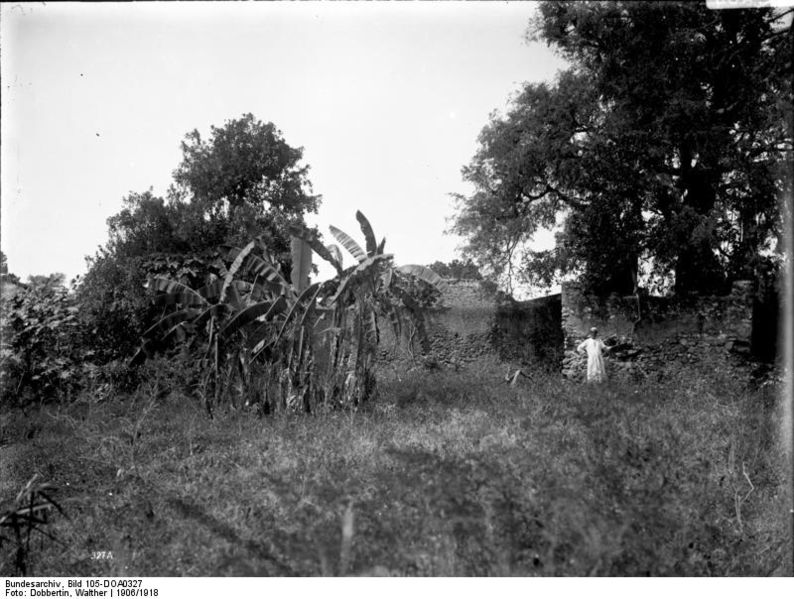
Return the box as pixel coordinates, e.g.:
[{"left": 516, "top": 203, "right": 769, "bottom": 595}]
[{"left": 0, "top": 358, "right": 789, "bottom": 576}]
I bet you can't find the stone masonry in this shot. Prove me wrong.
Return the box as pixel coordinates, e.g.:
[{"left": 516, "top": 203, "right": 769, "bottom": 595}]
[
  {"left": 561, "top": 280, "right": 755, "bottom": 381},
  {"left": 378, "top": 279, "right": 563, "bottom": 370},
  {"left": 378, "top": 280, "right": 498, "bottom": 368},
  {"left": 378, "top": 277, "right": 759, "bottom": 381}
]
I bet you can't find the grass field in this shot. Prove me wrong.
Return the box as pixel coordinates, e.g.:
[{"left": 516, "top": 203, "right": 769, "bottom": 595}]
[{"left": 1, "top": 359, "right": 790, "bottom": 576}]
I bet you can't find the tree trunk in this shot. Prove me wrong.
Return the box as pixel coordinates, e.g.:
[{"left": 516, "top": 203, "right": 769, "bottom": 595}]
[{"left": 674, "top": 159, "right": 727, "bottom": 295}]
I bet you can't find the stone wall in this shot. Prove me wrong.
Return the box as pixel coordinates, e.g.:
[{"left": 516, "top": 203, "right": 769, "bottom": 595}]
[
  {"left": 378, "top": 280, "right": 498, "bottom": 368},
  {"left": 379, "top": 276, "right": 759, "bottom": 380},
  {"left": 378, "top": 280, "right": 563, "bottom": 369},
  {"left": 491, "top": 294, "right": 563, "bottom": 367},
  {"left": 423, "top": 280, "right": 497, "bottom": 367},
  {"left": 561, "top": 280, "right": 755, "bottom": 381}
]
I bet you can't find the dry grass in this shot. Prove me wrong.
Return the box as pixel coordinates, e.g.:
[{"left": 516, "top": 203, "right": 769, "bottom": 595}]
[{"left": 0, "top": 357, "right": 790, "bottom": 576}]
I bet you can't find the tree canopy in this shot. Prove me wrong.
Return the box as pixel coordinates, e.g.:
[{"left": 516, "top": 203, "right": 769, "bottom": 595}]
[
  {"left": 452, "top": 1, "right": 792, "bottom": 295},
  {"left": 427, "top": 259, "right": 483, "bottom": 281},
  {"left": 102, "top": 113, "right": 321, "bottom": 262},
  {"left": 78, "top": 114, "right": 320, "bottom": 361}
]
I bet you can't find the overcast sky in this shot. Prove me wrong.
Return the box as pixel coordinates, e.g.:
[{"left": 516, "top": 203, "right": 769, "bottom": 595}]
[{"left": 1, "top": 1, "right": 568, "bottom": 285}]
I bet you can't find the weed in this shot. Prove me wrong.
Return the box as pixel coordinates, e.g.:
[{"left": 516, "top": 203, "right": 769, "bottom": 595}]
[{"left": 0, "top": 475, "right": 67, "bottom": 575}]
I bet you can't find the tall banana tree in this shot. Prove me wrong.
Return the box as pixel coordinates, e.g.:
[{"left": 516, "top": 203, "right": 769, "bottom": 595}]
[
  {"left": 134, "top": 211, "right": 440, "bottom": 414},
  {"left": 290, "top": 210, "right": 443, "bottom": 405},
  {"left": 132, "top": 238, "right": 296, "bottom": 414},
  {"left": 308, "top": 210, "right": 441, "bottom": 342}
]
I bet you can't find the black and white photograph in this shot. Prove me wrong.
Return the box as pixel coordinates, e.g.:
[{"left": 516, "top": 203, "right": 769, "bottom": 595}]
[{"left": 1, "top": 0, "right": 792, "bottom": 584}]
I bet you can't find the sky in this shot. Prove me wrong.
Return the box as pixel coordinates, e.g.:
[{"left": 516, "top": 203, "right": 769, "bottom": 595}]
[{"left": 1, "top": 1, "right": 568, "bottom": 286}]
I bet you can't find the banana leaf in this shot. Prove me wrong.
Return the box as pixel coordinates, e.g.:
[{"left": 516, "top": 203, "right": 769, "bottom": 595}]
[
  {"left": 148, "top": 277, "right": 208, "bottom": 307},
  {"left": 238, "top": 254, "right": 292, "bottom": 295},
  {"left": 272, "top": 282, "right": 322, "bottom": 348},
  {"left": 142, "top": 308, "right": 200, "bottom": 339},
  {"left": 329, "top": 225, "right": 367, "bottom": 263},
  {"left": 289, "top": 225, "right": 344, "bottom": 275},
  {"left": 355, "top": 211, "right": 378, "bottom": 257},
  {"left": 395, "top": 264, "right": 443, "bottom": 287},
  {"left": 218, "top": 297, "right": 288, "bottom": 340},
  {"left": 330, "top": 254, "right": 393, "bottom": 304},
  {"left": 327, "top": 244, "right": 343, "bottom": 270},
  {"left": 222, "top": 240, "right": 256, "bottom": 302}
]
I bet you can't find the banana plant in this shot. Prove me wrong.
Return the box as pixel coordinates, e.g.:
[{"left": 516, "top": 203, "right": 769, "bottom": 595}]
[
  {"left": 315, "top": 210, "right": 441, "bottom": 344},
  {"left": 133, "top": 211, "right": 440, "bottom": 413},
  {"left": 290, "top": 211, "right": 443, "bottom": 405},
  {"left": 132, "top": 239, "right": 294, "bottom": 414}
]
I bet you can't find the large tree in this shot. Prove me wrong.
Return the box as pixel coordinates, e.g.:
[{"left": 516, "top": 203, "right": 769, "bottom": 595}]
[
  {"left": 172, "top": 113, "right": 320, "bottom": 253},
  {"left": 453, "top": 1, "right": 791, "bottom": 295},
  {"left": 78, "top": 114, "right": 320, "bottom": 361}
]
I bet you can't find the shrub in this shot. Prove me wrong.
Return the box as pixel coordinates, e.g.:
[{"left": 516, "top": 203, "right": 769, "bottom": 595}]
[{"left": 0, "top": 281, "right": 92, "bottom": 405}]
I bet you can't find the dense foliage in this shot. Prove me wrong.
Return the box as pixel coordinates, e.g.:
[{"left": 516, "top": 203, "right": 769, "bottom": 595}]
[
  {"left": 452, "top": 1, "right": 792, "bottom": 295},
  {"left": 426, "top": 259, "right": 483, "bottom": 281},
  {"left": 2, "top": 115, "right": 444, "bottom": 411},
  {"left": 1, "top": 276, "right": 87, "bottom": 403},
  {"left": 77, "top": 114, "right": 321, "bottom": 363},
  {"left": 133, "top": 212, "right": 441, "bottom": 414}
]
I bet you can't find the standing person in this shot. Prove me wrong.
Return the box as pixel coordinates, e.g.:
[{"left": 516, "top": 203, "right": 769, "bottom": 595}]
[{"left": 577, "top": 327, "right": 609, "bottom": 383}]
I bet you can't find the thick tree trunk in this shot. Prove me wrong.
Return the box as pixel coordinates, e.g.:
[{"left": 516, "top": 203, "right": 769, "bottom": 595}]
[
  {"left": 674, "top": 242, "right": 726, "bottom": 296},
  {"left": 674, "top": 159, "right": 727, "bottom": 295},
  {"left": 605, "top": 254, "right": 638, "bottom": 296}
]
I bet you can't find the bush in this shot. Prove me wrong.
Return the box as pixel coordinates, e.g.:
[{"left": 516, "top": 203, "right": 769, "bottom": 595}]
[
  {"left": 0, "top": 281, "right": 93, "bottom": 405},
  {"left": 0, "top": 277, "right": 145, "bottom": 406},
  {"left": 73, "top": 254, "right": 151, "bottom": 364}
]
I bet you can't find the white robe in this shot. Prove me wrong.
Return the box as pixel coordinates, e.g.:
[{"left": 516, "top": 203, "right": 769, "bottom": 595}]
[{"left": 577, "top": 338, "right": 607, "bottom": 383}]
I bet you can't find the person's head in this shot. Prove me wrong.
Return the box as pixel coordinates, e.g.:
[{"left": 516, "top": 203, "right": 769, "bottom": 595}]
[{"left": 590, "top": 327, "right": 598, "bottom": 338}]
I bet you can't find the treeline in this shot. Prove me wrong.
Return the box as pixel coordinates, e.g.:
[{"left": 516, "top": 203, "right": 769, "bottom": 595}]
[
  {"left": 1, "top": 115, "right": 446, "bottom": 408},
  {"left": 452, "top": 1, "right": 791, "bottom": 298}
]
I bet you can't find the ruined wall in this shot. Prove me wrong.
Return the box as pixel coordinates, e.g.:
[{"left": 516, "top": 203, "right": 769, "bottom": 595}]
[
  {"left": 378, "top": 280, "right": 563, "bottom": 369},
  {"left": 423, "top": 280, "right": 497, "bottom": 367},
  {"left": 376, "top": 270, "right": 762, "bottom": 380},
  {"left": 492, "top": 294, "right": 563, "bottom": 367},
  {"left": 380, "top": 276, "right": 758, "bottom": 378},
  {"left": 561, "top": 280, "right": 755, "bottom": 381},
  {"left": 378, "top": 280, "right": 497, "bottom": 367}
]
